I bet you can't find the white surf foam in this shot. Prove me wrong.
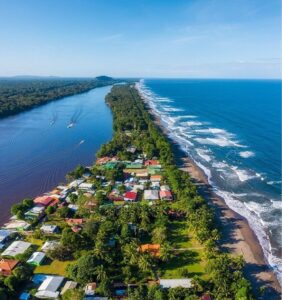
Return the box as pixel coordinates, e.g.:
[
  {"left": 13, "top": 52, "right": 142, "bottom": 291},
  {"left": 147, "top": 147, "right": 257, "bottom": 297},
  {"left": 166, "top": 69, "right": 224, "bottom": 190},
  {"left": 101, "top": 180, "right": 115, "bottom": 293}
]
[
  {"left": 239, "top": 151, "right": 255, "bottom": 158},
  {"left": 195, "top": 137, "right": 244, "bottom": 148},
  {"left": 196, "top": 148, "right": 212, "bottom": 162},
  {"left": 136, "top": 80, "right": 282, "bottom": 286},
  {"left": 181, "top": 121, "right": 204, "bottom": 126}
]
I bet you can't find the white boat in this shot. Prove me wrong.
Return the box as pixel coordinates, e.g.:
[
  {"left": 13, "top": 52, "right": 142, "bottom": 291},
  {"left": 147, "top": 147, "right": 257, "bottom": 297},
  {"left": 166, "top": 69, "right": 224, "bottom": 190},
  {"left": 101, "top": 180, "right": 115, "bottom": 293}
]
[
  {"left": 79, "top": 140, "right": 85, "bottom": 145},
  {"left": 67, "top": 122, "right": 74, "bottom": 128}
]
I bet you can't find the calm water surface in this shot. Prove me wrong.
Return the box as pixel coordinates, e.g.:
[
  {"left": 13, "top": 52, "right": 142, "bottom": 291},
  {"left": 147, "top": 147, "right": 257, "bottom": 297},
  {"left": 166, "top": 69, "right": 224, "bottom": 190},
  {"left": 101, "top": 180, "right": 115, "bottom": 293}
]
[{"left": 0, "top": 86, "right": 113, "bottom": 222}]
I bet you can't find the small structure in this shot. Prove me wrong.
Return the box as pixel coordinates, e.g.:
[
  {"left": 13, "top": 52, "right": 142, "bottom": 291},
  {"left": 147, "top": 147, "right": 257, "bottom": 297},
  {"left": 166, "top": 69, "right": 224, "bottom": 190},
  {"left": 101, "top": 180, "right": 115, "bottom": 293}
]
[
  {"left": 66, "top": 218, "right": 83, "bottom": 226},
  {"left": 24, "top": 206, "right": 45, "bottom": 220},
  {"left": 79, "top": 182, "right": 94, "bottom": 191},
  {"left": 125, "top": 162, "right": 143, "bottom": 169},
  {"left": 0, "top": 259, "right": 19, "bottom": 276},
  {"left": 68, "top": 204, "right": 79, "bottom": 212},
  {"left": 0, "top": 229, "right": 16, "bottom": 249},
  {"left": 132, "top": 184, "right": 144, "bottom": 191},
  {"left": 150, "top": 175, "right": 162, "bottom": 182},
  {"left": 2, "top": 219, "right": 30, "bottom": 231},
  {"left": 27, "top": 252, "right": 46, "bottom": 266},
  {"left": 84, "top": 282, "right": 97, "bottom": 296},
  {"left": 41, "top": 240, "right": 60, "bottom": 252},
  {"left": 35, "top": 275, "right": 64, "bottom": 299},
  {"left": 160, "top": 185, "right": 171, "bottom": 191},
  {"left": 140, "top": 244, "right": 160, "bottom": 257},
  {"left": 34, "top": 196, "right": 55, "bottom": 207},
  {"left": 60, "top": 281, "right": 78, "bottom": 295},
  {"left": 1, "top": 241, "right": 31, "bottom": 257},
  {"left": 69, "top": 179, "right": 85, "bottom": 188},
  {"left": 159, "top": 190, "right": 173, "bottom": 201},
  {"left": 96, "top": 156, "right": 112, "bottom": 165},
  {"left": 40, "top": 224, "right": 59, "bottom": 234},
  {"left": 124, "top": 191, "right": 138, "bottom": 202},
  {"left": 127, "top": 146, "right": 137, "bottom": 153},
  {"left": 145, "top": 160, "right": 161, "bottom": 166},
  {"left": 159, "top": 278, "right": 192, "bottom": 289},
  {"left": 19, "top": 292, "right": 31, "bottom": 300},
  {"left": 144, "top": 190, "right": 159, "bottom": 201}
]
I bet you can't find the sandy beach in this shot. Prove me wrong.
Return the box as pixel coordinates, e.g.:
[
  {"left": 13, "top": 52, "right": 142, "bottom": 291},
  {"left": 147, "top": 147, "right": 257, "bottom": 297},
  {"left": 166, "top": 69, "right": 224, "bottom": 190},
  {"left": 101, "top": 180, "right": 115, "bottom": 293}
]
[{"left": 145, "top": 104, "right": 281, "bottom": 299}]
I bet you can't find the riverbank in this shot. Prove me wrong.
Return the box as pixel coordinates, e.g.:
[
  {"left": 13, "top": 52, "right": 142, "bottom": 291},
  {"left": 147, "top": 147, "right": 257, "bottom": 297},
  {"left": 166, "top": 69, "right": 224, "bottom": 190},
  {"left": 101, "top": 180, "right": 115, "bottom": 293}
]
[
  {"left": 0, "top": 85, "right": 113, "bottom": 224},
  {"left": 142, "top": 93, "right": 281, "bottom": 299}
]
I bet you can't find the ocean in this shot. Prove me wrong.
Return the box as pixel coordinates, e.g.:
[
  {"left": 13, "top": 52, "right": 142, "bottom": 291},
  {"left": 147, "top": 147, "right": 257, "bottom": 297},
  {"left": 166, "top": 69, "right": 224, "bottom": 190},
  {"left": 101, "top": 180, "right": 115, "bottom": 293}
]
[{"left": 136, "top": 78, "right": 281, "bottom": 284}]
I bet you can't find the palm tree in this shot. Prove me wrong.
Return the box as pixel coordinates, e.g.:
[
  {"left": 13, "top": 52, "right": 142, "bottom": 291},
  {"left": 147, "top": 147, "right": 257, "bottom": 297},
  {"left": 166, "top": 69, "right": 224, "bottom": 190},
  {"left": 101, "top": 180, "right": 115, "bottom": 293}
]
[{"left": 95, "top": 265, "right": 107, "bottom": 282}]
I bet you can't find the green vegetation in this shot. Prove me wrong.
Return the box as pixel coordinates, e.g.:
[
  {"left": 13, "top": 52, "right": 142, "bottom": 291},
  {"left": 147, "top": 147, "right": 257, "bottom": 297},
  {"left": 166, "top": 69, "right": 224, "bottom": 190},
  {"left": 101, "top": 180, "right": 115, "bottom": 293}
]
[
  {"left": 0, "top": 83, "right": 254, "bottom": 299},
  {"left": 0, "top": 76, "right": 117, "bottom": 117}
]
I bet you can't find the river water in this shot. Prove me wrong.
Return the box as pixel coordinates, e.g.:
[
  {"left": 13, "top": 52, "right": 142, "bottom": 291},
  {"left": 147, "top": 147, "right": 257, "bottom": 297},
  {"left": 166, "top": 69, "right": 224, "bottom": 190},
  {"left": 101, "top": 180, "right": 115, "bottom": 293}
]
[{"left": 0, "top": 85, "right": 113, "bottom": 223}]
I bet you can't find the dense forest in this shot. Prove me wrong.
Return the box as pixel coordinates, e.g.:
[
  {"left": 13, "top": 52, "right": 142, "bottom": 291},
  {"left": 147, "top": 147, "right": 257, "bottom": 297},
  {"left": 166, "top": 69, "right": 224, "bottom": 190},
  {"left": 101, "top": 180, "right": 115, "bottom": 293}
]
[{"left": 0, "top": 76, "right": 118, "bottom": 117}]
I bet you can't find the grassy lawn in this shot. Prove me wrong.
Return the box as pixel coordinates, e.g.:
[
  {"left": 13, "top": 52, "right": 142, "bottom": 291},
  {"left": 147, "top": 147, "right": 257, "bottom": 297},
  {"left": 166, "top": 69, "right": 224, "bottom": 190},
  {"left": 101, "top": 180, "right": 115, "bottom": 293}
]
[
  {"left": 159, "top": 219, "right": 206, "bottom": 279},
  {"left": 25, "top": 236, "right": 44, "bottom": 247},
  {"left": 159, "top": 249, "right": 205, "bottom": 279},
  {"left": 34, "top": 259, "right": 72, "bottom": 276}
]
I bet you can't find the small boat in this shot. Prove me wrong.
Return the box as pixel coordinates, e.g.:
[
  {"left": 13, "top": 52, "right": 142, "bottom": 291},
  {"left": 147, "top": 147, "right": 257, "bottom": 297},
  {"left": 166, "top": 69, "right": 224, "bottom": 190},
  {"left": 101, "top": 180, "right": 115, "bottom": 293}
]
[
  {"left": 67, "top": 122, "right": 74, "bottom": 128},
  {"left": 79, "top": 140, "right": 85, "bottom": 145}
]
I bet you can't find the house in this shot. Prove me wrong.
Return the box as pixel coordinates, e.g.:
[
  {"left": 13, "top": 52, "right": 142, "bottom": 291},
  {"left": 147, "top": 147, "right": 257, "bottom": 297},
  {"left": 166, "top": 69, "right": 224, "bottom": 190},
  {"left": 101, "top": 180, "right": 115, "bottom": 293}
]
[
  {"left": 140, "top": 244, "right": 160, "bottom": 257},
  {"left": 0, "top": 229, "right": 16, "bottom": 249},
  {"left": 159, "top": 190, "right": 173, "bottom": 201},
  {"left": 147, "top": 166, "right": 162, "bottom": 175},
  {"left": 41, "top": 240, "right": 60, "bottom": 252},
  {"left": 19, "top": 292, "right": 31, "bottom": 300},
  {"left": 24, "top": 206, "right": 45, "bottom": 220},
  {"left": 27, "top": 252, "right": 46, "bottom": 266},
  {"left": 125, "top": 163, "right": 143, "bottom": 169},
  {"left": 1, "top": 241, "right": 31, "bottom": 257},
  {"left": 0, "top": 259, "right": 19, "bottom": 276},
  {"left": 151, "top": 182, "right": 160, "bottom": 189},
  {"left": 127, "top": 146, "right": 137, "bottom": 153},
  {"left": 96, "top": 156, "right": 111, "bottom": 165},
  {"left": 2, "top": 219, "right": 30, "bottom": 231},
  {"left": 33, "top": 196, "right": 55, "bottom": 207},
  {"left": 132, "top": 184, "right": 144, "bottom": 191},
  {"left": 61, "top": 281, "right": 78, "bottom": 295},
  {"left": 123, "top": 191, "right": 138, "bottom": 202},
  {"left": 135, "top": 171, "right": 149, "bottom": 179},
  {"left": 160, "top": 185, "right": 171, "bottom": 191},
  {"left": 108, "top": 191, "right": 124, "bottom": 202},
  {"left": 201, "top": 294, "right": 213, "bottom": 300},
  {"left": 144, "top": 190, "right": 159, "bottom": 201},
  {"left": 68, "top": 204, "right": 79, "bottom": 212},
  {"left": 69, "top": 179, "right": 85, "bottom": 188},
  {"left": 35, "top": 275, "right": 64, "bottom": 299},
  {"left": 40, "top": 224, "right": 59, "bottom": 234},
  {"left": 145, "top": 160, "right": 161, "bottom": 166},
  {"left": 150, "top": 175, "right": 162, "bottom": 182},
  {"left": 159, "top": 278, "right": 192, "bottom": 289},
  {"left": 79, "top": 183, "right": 94, "bottom": 191},
  {"left": 66, "top": 218, "right": 83, "bottom": 226},
  {"left": 84, "top": 282, "right": 97, "bottom": 296}
]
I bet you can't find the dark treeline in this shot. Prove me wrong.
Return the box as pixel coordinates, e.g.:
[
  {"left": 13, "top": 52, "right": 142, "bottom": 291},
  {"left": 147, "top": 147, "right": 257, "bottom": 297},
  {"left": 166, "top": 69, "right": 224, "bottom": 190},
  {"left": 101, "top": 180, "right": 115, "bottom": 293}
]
[{"left": 0, "top": 76, "right": 118, "bottom": 118}]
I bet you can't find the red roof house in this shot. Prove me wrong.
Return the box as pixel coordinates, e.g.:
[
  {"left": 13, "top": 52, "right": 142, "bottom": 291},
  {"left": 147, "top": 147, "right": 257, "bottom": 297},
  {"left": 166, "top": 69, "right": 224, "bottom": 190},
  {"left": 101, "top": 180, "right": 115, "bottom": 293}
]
[
  {"left": 66, "top": 218, "right": 84, "bottom": 226},
  {"left": 0, "top": 259, "right": 19, "bottom": 276},
  {"left": 145, "top": 160, "right": 160, "bottom": 166},
  {"left": 159, "top": 190, "right": 173, "bottom": 201},
  {"left": 123, "top": 191, "right": 138, "bottom": 202},
  {"left": 33, "top": 196, "right": 55, "bottom": 207}
]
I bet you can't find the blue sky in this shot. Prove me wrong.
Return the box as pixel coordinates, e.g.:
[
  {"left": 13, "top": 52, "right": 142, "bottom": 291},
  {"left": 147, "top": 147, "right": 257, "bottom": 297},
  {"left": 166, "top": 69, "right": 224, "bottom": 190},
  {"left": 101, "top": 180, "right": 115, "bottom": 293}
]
[{"left": 0, "top": 0, "right": 280, "bottom": 78}]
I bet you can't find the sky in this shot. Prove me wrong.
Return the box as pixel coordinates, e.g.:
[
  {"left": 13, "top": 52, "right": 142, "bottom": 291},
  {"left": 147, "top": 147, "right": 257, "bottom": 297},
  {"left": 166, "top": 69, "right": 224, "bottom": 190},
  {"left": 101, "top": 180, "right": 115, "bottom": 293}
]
[{"left": 0, "top": 0, "right": 281, "bottom": 78}]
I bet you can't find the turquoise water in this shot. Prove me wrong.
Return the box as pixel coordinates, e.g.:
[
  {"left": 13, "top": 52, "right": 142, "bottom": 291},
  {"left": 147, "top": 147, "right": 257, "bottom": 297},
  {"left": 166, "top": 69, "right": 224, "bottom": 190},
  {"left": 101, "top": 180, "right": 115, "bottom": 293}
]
[
  {"left": 0, "top": 85, "right": 113, "bottom": 222},
  {"left": 137, "top": 78, "right": 282, "bottom": 284}
]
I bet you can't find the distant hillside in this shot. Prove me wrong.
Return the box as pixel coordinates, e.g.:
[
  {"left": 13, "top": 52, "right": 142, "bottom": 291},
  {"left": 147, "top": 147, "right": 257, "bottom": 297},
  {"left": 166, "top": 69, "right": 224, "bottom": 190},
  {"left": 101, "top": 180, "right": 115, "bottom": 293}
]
[{"left": 0, "top": 76, "right": 118, "bottom": 118}]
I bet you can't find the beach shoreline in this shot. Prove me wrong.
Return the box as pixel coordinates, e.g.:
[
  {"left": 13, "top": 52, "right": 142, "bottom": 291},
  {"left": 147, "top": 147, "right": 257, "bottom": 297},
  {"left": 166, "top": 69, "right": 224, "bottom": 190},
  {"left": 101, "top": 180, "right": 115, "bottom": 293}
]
[{"left": 143, "top": 100, "right": 281, "bottom": 298}]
